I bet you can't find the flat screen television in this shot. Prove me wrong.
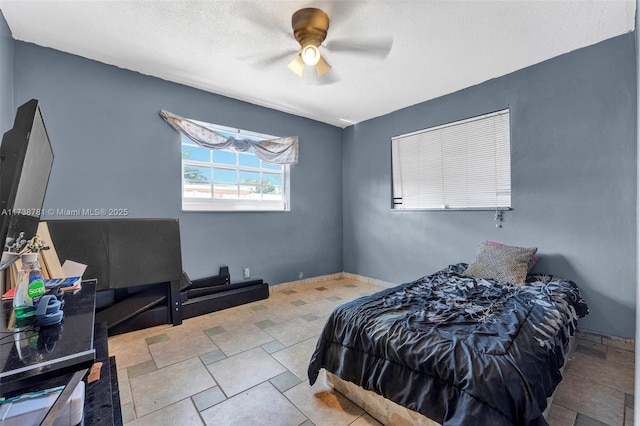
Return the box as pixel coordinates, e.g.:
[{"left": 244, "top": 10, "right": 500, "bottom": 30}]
[{"left": 0, "top": 99, "right": 54, "bottom": 270}]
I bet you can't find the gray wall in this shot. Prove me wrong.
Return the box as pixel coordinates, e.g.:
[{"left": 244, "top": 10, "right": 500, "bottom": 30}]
[
  {"left": 342, "top": 33, "right": 637, "bottom": 338},
  {"left": 12, "top": 42, "right": 344, "bottom": 285},
  {"left": 0, "top": 11, "right": 13, "bottom": 132}
]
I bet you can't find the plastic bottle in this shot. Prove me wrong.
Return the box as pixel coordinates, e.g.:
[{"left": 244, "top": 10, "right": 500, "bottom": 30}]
[{"left": 13, "top": 252, "right": 45, "bottom": 318}]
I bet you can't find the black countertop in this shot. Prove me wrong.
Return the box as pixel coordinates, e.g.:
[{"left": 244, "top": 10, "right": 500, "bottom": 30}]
[{"left": 0, "top": 281, "right": 96, "bottom": 397}]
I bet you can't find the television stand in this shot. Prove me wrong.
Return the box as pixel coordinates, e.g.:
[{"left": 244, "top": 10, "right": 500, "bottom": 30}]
[{"left": 0, "top": 281, "right": 121, "bottom": 425}]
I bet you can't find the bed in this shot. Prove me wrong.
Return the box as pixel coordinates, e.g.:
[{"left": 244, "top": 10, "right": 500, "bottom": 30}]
[{"left": 308, "top": 244, "right": 589, "bottom": 426}]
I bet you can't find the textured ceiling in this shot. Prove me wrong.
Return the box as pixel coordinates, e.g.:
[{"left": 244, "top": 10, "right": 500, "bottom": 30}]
[{"left": 0, "top": 0, "right": 635, "bottom": 128}]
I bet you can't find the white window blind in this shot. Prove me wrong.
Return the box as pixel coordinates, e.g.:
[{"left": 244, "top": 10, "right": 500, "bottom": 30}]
[{"left": 392, "top": 109, "right": 511, "bottom": 210}]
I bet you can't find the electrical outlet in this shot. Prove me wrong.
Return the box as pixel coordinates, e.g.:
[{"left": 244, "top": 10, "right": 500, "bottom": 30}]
[
  {"left": 243, "top": 267, "right": 250, "bottom": 279},
  {"left": 298, "top": 272, "right": 304, "bottom": 279}
]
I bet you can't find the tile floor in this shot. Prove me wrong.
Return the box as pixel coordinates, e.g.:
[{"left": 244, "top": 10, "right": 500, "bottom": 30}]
[{"left": 108, "top": 276, "right": 635, "bottom": 426}]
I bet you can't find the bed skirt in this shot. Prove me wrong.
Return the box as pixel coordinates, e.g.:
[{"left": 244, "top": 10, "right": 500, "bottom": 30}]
[{"left": 324, "top": 335, "right": 577, "bottom": 425}]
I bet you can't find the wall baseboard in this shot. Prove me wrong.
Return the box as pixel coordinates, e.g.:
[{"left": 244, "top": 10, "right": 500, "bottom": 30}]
[
  {"left": 577, "top": 328, "right": 635, "bottom": 352},
  {"left": 269, "top": 272, "right": 344, "bottom": 294},
  {"left": 269, "top": 271, "right": 394, "bottom": 295}
]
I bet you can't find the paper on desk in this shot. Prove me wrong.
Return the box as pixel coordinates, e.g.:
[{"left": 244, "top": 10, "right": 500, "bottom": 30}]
[
  {"left": 62, "top": 260, "right": 87, "bottom": 278},
  {"left": 42, "top": 260, "right": 88, "bottom": 290}
]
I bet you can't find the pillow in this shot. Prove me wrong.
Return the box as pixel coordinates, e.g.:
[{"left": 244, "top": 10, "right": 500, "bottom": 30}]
[
  {"left": 463, "top": 242, "right": 538, "bottom": 285},
  {"left": 485, "top": 240, "right": 539, "bottom": 271}
]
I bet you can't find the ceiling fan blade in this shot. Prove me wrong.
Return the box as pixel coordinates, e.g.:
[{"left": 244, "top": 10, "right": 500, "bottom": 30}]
[
  {"left": 325, "top": 37, "right": 393, "bottom": 60},
  {"left": 322, "top": 1, "right": 359, "bottom": 25},
  {"left": 302, "top": 65, "right": 340, "bottom": 86},
  {"left": 287, "top": 53, "right": 305, "bottom": 76},
  {"left": 316, "top": 69, "right": 340, "bottom": 86},
  {"left": 245, "top": 50, "right": 297, "bottom": 69},
  {"left": 316, "top": 56, "right": 331, "bottom": 77},
  {"left": 242, "top": 8, "right": 289, "bottom": 37},
  {"left": 238, "top": 49, "right": 298, "bottom": 68}
]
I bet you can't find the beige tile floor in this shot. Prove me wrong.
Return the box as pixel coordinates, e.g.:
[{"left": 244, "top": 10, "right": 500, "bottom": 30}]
[{"left": 108, "top": 277, "right": 635, "bottom": 426}]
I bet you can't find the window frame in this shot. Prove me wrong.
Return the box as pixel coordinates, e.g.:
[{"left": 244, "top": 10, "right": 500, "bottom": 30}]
[
  {"left": 391, "top": 108, "right": 511, "bottom": 211},
  {"left": 181, "top": 122, "right": 290, "bottom": 212}
]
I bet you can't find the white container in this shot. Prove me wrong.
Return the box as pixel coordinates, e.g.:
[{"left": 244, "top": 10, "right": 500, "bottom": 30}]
[{"left": 0, "top": 381, "right": 84, "bottom": 426}]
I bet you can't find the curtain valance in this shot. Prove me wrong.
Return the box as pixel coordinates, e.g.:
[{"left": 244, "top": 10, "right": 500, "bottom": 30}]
[{"left": 160, "top": 110, "right": 298, "bottom": 165}]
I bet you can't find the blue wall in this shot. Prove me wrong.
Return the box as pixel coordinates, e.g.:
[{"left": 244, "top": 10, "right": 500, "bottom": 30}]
[
  {"left": 12, "top": 42, "right": 344, "bottom": 285},
  {"left": 0, "top": 11, "right": 13, "bottom": 132},
  {"left": 342, "top": 33, "right": 637, "bottom": 338},
  {"left": 3, "top": 20, "right": 637, "bottom": 337}
]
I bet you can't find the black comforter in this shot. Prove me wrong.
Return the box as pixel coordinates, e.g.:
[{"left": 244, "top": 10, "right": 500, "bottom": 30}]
[{"left": 308, "top": 264, "right": 588, "bottom": 425}]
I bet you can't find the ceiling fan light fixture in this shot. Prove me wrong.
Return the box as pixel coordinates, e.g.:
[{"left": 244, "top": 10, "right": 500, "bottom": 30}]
[
  {"left": 288, "top": 8, "right": 331, "bottom": 77},
  {"left": 287, "top": 54, "right": 305, "bottom": 76},
  {"left": 315, "top": 56, "right": 331, "bottom": 77},
  {"left": 301, "top": 44, "right": 320, "bottom": 66}
]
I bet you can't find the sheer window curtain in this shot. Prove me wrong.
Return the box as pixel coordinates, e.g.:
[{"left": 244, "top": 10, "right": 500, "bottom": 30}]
[{"left": 159, "top": 110, "right": 298, "bottom": 165}]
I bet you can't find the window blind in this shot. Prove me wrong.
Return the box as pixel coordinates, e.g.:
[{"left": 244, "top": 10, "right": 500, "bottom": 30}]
[{"left": 392, "top": 109, "right": 511, "bottom": 210}]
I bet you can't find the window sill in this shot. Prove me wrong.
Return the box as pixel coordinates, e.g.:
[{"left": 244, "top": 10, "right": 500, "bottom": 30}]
[
  {"left": 183, "top": 200, "right": 289, "bottom": 212},
  {"left": 391, "top": 207, "right": 512, "bottom": 212}
]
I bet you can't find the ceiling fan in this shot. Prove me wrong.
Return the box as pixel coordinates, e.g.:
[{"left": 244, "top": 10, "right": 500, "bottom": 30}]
[
  {"left": 287, "top": 8, "right": 332, "bottom": 77},
  {"left": 285, "top": 7, "right": 393, "bottom": 79}
]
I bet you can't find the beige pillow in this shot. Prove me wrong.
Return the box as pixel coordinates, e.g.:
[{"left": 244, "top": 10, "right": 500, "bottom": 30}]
[{"left": 463, "top": 242, "right": 538, "bottom": 285}]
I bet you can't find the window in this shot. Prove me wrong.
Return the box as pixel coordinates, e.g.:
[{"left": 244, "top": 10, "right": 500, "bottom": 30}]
[
  {"left": 181, "top": 122, "right": 290, "bottom": 211},
  {"left": 391, "top": 109, "right": 511, "bottom": 210}
]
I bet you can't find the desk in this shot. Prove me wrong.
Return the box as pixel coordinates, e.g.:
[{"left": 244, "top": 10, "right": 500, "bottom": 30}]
[{"left": 0, "top": 282, "right": 96, "bottom": 400}]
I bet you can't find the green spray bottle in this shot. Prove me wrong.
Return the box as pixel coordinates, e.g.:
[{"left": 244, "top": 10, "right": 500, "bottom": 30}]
[{"left": 12, "top": 252, "right": 46, "bottom": 318}]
